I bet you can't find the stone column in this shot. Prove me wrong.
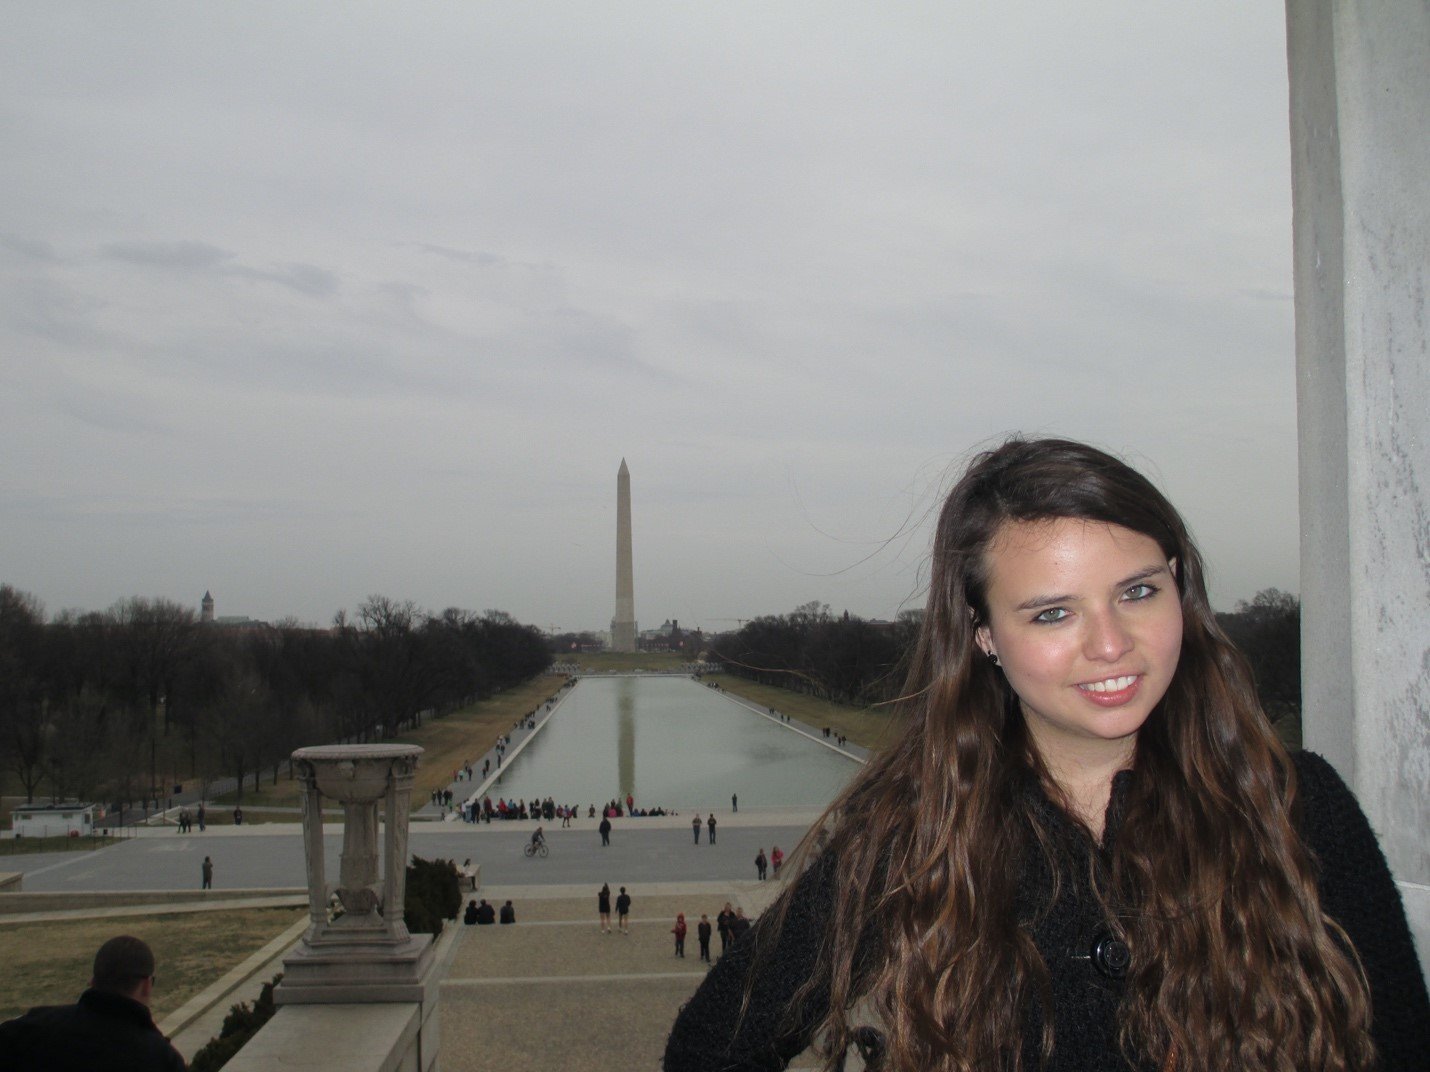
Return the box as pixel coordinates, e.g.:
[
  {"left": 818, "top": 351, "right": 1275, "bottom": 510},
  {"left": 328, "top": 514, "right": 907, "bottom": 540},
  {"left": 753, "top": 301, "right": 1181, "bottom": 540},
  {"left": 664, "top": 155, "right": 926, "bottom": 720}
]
[
  {"left": 1287, "top": 0, "right": 1429, "bottom": 973},
  {"left": 277, "top": 744, "right": 436, "bottom": 1004}
]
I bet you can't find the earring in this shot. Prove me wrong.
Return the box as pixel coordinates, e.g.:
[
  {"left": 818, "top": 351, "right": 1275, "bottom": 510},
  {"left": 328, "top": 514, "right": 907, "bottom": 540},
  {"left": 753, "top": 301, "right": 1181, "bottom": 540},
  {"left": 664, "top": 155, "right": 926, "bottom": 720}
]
[{"left": 986, "top": 650, "right": 999, "bottom": 667}]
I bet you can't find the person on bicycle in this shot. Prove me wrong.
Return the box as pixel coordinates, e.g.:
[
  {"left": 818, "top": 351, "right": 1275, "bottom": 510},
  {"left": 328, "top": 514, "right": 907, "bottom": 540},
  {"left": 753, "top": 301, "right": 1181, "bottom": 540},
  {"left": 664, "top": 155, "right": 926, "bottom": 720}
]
[{"left": 531, "top": 825, "right": 545, "bottom": 850}]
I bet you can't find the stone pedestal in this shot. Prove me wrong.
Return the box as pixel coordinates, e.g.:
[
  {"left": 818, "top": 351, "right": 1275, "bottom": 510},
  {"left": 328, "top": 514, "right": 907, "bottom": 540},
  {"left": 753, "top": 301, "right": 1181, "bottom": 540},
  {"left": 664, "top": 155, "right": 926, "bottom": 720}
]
[{"left": 276, "top": 744, "right": 436, "bottom": 1005}]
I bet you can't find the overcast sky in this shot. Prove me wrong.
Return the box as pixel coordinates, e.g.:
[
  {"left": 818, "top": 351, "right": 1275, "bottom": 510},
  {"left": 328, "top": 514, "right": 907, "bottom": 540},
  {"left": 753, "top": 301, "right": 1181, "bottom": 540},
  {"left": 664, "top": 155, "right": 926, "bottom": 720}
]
[{"left": 1, "top": 3, "right": 1298, "bottom": 633}]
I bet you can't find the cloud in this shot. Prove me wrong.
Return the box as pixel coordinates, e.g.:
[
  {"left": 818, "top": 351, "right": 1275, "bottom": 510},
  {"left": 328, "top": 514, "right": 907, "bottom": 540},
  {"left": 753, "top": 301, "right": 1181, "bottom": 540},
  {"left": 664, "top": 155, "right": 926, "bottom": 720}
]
[{"left": 102, "top": 240, "right": 234, "bottom": 269}]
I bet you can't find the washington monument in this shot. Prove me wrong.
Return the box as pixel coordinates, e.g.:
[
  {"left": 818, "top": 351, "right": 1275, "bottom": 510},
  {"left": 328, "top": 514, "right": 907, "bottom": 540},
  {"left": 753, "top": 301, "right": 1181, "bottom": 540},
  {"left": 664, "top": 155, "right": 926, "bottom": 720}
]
[{"left": 611, "top": 459, "right": 638, "bottom": 652}]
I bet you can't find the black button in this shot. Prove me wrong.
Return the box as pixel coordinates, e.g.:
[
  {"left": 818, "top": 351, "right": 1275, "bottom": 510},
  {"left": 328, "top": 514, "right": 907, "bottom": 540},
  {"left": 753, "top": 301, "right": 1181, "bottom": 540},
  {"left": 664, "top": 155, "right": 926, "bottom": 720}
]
[{"left": 1090, "top": 931, "right": 1130, "bottom": 978}]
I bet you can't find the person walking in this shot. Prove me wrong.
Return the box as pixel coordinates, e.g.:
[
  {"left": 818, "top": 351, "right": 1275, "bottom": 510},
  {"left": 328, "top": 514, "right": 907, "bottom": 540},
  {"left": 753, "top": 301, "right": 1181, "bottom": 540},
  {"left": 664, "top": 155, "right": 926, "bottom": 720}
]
[
  {"left": 692, "top": 814, "right": 702, "bottom": 845},
  {"left": 599, "top": 815, "right": 612, "bottom": 847},
  {"left": 196, "top": 802, "right": 205, "bottom": 831},
  {"left": 731, "top": 793, "right": 738, "bottom": 813},
  {"left": 771, "top": 845, "right": 784, "bottom": 877},
  {"left": 615, "top": 886, "right": 632, "bottom": 935},
  {"left": 598, "top": 883, "right": 612, "bottom": 934},
  {"left": 672, "top": 913, "right": 688, "bottom": 958},
  {"left": 707, "top": 813, "right": 717, "bottom": 844},
  {"left": 754, "top": 848, "right": 768, "bottom": 881},
  {"left": 201, "top": 856, "right": 213, "bottom": 890},
  {"left": 697, "top": 914, "right": 713, "bottom": 963}
]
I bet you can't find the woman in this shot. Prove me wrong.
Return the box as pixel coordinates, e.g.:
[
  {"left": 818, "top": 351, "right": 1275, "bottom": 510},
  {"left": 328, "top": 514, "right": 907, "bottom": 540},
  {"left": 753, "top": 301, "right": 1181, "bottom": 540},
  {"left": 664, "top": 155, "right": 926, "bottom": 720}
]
[
  {"left": 598, "top": 883, "right": 612, "bottom": 934},
  {"left": 664, "top": 438, "right": 1427, "bottom": 1072}
]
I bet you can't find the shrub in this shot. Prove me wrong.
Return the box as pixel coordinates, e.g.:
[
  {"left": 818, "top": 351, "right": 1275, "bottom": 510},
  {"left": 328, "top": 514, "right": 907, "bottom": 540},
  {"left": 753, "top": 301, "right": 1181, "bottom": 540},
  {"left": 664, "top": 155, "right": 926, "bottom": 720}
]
[
  {"left": 189, "top": 972, "right": 282, "bottom": 1072},
  {"left": 404, "top": 855, "right": 460, "bottom": 936}
]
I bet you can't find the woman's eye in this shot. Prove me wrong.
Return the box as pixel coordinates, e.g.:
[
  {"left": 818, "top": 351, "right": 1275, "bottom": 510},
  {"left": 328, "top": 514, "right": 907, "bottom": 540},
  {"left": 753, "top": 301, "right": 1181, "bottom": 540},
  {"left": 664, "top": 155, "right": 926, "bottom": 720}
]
[
  {"left": 1124, "top": 583, "right": 1157, "bottom": 601},
  {"left": 1033, "top": 607, "right": 1068, "bottom": 624}
]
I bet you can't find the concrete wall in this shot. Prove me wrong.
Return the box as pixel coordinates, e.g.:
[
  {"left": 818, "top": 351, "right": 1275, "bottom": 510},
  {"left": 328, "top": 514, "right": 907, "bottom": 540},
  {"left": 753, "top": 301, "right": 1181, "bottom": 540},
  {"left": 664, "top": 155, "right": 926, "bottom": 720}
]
[
  {"left": 223, "top": 1001, "right": 436, "bottom": 1072},
  {"left": 1287, "top": 0, "right": 1430, "bottom": 971}
]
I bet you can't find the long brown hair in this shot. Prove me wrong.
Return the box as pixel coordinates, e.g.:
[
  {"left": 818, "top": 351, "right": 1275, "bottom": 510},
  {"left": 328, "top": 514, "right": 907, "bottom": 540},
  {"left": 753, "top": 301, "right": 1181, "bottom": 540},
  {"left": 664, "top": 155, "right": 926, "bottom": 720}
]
[{"left": 769, "top": 438, "right": 1373, "bottom": 1072}]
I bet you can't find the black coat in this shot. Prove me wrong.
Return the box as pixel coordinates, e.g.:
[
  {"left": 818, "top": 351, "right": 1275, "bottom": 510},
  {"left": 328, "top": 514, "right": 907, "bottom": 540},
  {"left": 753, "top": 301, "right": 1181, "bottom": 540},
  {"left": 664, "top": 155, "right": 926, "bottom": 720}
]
[
  {"left": 664, "top": 751, "right": 1429, "bottom": 1071},
  {"left": 0, "top": 989, "right": 187, "bottom": 1072}
]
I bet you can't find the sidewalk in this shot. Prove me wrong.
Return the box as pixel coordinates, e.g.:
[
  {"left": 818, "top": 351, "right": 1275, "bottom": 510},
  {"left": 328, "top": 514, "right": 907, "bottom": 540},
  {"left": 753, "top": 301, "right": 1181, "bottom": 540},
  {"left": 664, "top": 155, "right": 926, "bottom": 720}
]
[{"left": 438, "top": 880, "right": 825, "bottom": 1072}]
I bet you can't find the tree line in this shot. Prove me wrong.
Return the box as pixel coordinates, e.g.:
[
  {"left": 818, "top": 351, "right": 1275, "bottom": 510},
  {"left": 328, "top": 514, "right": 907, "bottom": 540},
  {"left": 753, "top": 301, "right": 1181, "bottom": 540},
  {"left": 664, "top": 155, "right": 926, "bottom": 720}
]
[
  {"left": 713, "top": 591, "right": 1301, "bottom": 726},
  {"left": 0, "top": 585, "right": 550, "bottom": 807}
]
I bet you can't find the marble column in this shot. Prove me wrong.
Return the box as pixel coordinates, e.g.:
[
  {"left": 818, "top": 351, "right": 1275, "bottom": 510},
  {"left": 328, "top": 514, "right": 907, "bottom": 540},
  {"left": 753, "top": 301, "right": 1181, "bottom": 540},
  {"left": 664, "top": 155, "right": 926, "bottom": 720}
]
[{"left": 1287, "top": 0, "right": 1429, "bottom": 974}]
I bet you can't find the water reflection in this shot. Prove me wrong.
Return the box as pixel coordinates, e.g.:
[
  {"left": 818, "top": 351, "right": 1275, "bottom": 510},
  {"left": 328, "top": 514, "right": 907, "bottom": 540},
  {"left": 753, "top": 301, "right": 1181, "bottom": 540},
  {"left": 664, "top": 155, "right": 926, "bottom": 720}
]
[
  {"left": 617, "top": 677, "right": 636, "bottom": 801},
  {"left": 488, "top": 676, "right": 860, "bottom": 813}
]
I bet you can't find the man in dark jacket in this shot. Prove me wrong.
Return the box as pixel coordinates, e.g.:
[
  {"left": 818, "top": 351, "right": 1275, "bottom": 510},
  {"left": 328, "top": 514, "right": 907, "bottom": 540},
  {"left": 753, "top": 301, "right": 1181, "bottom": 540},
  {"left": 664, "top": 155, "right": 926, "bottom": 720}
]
[{"left": 0, "top": 934, "right": 187, "bottom": 1071}]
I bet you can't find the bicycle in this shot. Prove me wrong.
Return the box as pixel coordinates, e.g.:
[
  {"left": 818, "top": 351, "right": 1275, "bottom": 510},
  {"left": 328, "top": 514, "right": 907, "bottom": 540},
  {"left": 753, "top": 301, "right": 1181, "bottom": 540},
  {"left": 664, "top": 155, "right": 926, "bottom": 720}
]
[{"left": 523, "top": 841, "right": 549, "bottom": 858}]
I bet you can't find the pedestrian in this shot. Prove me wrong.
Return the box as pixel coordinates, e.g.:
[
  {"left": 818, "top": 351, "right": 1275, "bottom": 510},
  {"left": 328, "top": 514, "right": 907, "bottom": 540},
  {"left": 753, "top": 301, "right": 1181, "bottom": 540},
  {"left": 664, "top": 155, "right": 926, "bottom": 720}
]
[
  {"left": 665, "top": 437, "right": 1430, "bottom": 1072},
  {"left": 771, "top": 845, "right": 784, "bottom": 877},
  {"left": 615, "top": 886, "right": 631, "bottom": 934},
  {"left": 672, "top": 913, "right": 688, "bottom": 958},
  {"left": 196, "top": 803, "right": 205, "bottom": 831},
  {"left": 499, "top": 900, "right": 516, "bottom": 924},
  {"left": 692, "top": 814, "right": 702, "bottom": 844},
  {"left": 231, "top": 806, "right": 243, "bottom": 825},
  {"left": 0, "top": 935, "right": 186, "bottom": 1071},
  {"left": 754, "top": 848, "right": 768, "bottom": 881},
  {"left": 201, "top": 855, "right": 213, "bottom": 890},
  {"left": 599, "top": 815, "right": 612, "bottom": 847},
  {"left": 697, "top": 914, "right": 713, "bottom": 963},
  {"left": 598, "top": 883, "right": 612, "bottom": 933},
  {"left": 707, "top": 813, "right": 717, "bottom": 844},
  {"left": 626, "top": 792, "right": 634, "bottom": 814},
  {"left": 731, "top": 793, "right": 738, "bottom": 813},
  {"left": 716, "top": 903, "right": 733, "bottom": 956}
]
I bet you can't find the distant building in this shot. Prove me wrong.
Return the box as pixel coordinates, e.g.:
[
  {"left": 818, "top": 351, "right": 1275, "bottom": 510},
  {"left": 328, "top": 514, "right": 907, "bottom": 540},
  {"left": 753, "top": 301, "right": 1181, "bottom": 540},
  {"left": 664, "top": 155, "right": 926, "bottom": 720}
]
[
  {"left": 11, "top": 802, "right": 98, "bottom": 838},
  {"left": 199, "top": 590, "right": 267, "bottom": 631}
]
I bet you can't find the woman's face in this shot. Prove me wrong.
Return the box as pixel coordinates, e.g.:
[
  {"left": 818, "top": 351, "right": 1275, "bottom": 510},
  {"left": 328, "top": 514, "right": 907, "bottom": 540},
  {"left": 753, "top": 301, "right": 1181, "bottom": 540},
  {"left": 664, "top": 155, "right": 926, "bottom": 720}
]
[{"left": 975, "top": 517, "right": 1183, "bottom": 769}]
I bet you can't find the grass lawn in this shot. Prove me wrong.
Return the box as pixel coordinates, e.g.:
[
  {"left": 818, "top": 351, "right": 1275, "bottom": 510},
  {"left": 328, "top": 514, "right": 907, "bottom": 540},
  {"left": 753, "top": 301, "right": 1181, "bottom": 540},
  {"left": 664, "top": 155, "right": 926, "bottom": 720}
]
[
  {"left": 0, "top": 906, "right": 306, "bottom": 1024},
  {"left": 211, "top": 674, "right": 570, "bottom": 815},
  {"left": 704, "top": 674, "right": 906, "bottom": 752},
  {"left": 564, "top": 652, "right": 692, "bottom": 673}
]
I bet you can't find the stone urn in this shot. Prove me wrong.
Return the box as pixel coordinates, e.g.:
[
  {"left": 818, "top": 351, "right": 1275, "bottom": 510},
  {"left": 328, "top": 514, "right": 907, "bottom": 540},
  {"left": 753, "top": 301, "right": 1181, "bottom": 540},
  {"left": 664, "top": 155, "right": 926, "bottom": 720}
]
[{"left": 277, "top": 743, "right": 436, "bottom": 1004}]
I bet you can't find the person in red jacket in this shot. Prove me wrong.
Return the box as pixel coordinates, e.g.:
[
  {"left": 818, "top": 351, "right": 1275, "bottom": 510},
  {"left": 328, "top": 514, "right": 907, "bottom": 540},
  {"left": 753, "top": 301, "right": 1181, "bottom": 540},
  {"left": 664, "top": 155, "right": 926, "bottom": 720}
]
[{"left": 672, "top": 913, "right": 688, "bottom": 958}]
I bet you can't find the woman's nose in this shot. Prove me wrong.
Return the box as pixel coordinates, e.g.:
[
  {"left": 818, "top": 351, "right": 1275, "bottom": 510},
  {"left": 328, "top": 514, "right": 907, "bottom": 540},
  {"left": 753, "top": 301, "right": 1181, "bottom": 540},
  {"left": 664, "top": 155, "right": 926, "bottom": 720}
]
[{"left": 1084, "top": 610, "right": 1134, "bottom": 661}]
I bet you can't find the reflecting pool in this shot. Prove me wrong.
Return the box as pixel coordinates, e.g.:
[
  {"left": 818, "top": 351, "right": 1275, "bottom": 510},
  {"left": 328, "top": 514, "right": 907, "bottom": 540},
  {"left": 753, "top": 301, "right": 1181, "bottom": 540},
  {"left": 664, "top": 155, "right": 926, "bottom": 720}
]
[{"left": 483, "top": 676, "right": 861, "bottom": 813}]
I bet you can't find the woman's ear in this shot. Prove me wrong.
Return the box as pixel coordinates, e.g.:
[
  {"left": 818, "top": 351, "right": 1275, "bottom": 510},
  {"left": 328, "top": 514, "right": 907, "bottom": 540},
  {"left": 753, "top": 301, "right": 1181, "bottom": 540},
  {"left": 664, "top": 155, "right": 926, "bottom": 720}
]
[{"left": 974, "top": 623, "right": 992, "bottom": 659}]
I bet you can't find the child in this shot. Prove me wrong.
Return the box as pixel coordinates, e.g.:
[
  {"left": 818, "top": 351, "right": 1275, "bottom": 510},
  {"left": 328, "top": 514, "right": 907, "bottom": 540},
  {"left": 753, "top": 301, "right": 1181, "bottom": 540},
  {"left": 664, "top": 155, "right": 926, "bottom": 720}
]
[{"left": 697, "top": 914, "right": 713, "bottom": 963}]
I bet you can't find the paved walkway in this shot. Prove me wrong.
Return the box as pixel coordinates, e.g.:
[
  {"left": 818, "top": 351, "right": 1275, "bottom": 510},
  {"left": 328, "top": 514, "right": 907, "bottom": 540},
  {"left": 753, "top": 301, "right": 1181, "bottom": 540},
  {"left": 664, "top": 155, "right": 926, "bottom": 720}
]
[{"left": 438, "top": 880, "right": 826, "bottom": 1072}]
